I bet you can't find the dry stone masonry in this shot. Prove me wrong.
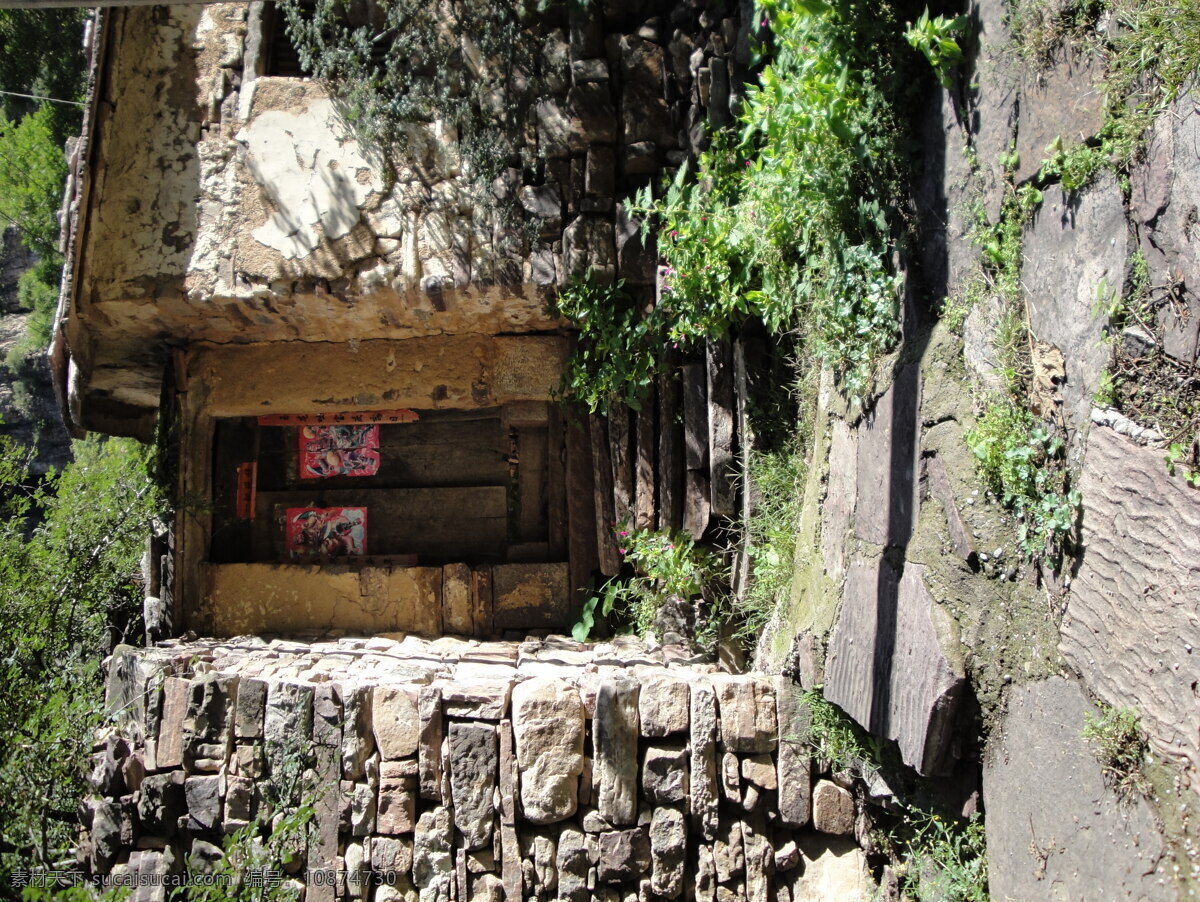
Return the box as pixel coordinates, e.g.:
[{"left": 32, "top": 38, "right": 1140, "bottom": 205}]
[{"left": 91, "top": 636, "right": 871, "bottom": 900}]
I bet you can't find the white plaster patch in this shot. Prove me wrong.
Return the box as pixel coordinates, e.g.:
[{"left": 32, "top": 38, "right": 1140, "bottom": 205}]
[{"left": 239, "top": 99, "right": 382, "bottom": 259}]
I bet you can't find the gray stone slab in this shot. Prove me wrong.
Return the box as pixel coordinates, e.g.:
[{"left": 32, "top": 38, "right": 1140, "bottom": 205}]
[
  {"left": 1014, "top": 47, "right": 1106, "bottom": 184},
  {"left": 820, "top": 418, "right": 857, "bottom": 584},
  {"left": 1131, "top": 94, "right": 1200, "bottom": 366},
  {"left": 1023, "top": 176, "right": 1127, "bottom": 436},
  {"left": 984, "top": 677, "right": 1174, "bottom": 902},
  {"left": 824, "top": 559, "right": 966, "bottom": 775},
  {"left": 854, "top": 364, "right": 921, "bottom": 548},
  {"left": 448, "top": 722, "right": 498, "bottom": 850},
  {"left": 1060, "top": 426, "right": 1200, "bottom": 776},
  {"left": 593, "top": 678, "right": 640, "bottom": 825}
]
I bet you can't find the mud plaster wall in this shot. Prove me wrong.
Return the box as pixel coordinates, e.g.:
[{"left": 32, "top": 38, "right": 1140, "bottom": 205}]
[{"left": 188, "top": 335, "right": 570, "bottom": 417}]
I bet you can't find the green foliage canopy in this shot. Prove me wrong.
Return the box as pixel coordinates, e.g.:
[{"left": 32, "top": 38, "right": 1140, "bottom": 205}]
[
  {"left": 0, "top": 105, "right": 68, "bottom": 261},
  {"left": 0, "top": 8, "right": 87, "bottom": 143},
  {"left": 0, "top": 436, "right": 161, "bottom": 882}
]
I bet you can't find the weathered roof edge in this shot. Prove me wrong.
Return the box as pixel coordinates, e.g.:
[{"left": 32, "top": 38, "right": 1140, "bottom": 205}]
[{"left": 49, "top": 8, "right": 111, "bottom": 439}]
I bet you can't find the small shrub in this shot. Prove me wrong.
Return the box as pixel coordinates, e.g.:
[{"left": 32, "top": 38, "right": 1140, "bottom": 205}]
[
  {"left": 966, "top": 403, "right": 1080, "bottom": 559},
  {"left": 548, "top": 276, "right": 662, "bottom": 414},
  {"left": 898, "top": 809, "right": 989, "bottom": 902},
  {"left": 1082, "top": 702, "right": 1151, "bottom": 801},
  {"left": 737, "top": 445, "right": 805, "bottom": 640},
  {"left": 572, "top": 524, "right": 723, "bottom": 643},
  {"left": 905, "top": 8, "right": 969, "bottom": 88}
]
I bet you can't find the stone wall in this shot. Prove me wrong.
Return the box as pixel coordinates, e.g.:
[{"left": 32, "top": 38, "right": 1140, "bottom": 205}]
[
  {"left": 89, "top": 636, "right": 875, "bottom": 901},
  {"left": 64, "top": 0, "right": 752, "bottom": 436}
]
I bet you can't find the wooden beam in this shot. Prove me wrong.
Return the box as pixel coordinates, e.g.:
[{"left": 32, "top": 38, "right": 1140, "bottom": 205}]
[
  {"left": 682, "top": 362, "right": 708, "bottom": 471},
  {"left": 608, "top": 404, "right": 633, "bottom": 526},
  {"left": 707, "top": 337, "right": 737, "bottom": 517},
  {"left": 565, "top": 410, "right": 599, "bottom": 600},
  {"left": 656, "top": 367, "right": 683, "bottom": 532},
  {"left": 633, "top": 393, "right": 656, "bottom": 531},
  {"left": 547, "top": 404, "right": 567, "bottom": 558},
  {"left": 590, "top": 414, "right": 621, "bottom": 575}
]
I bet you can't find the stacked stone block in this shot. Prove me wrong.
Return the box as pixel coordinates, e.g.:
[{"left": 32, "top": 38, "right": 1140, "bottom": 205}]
[{"left": 86, "top": 636, "right": 871, "bottom": 900}]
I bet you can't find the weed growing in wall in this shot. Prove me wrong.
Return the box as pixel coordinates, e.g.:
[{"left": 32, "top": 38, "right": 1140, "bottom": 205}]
[
  {"left": 896, "top": 809, "right": 989, "bottom": 902},
  {"left": 1082, "top": 701, "right": 1151, "bottom": 802},
  {"left": 965, "top": 403, "right": 1080, "bottom": 560},
  {"left": 572, "top": 524, "right": 724, "bottom": 644},
  {"left": 737, "top": 445, "right": 806, "bottom": 641},
  {"left": 794, "top": 688, "right": 880, "bottom": 772}
]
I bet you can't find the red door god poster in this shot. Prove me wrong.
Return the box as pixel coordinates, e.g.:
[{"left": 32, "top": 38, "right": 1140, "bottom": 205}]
[
  {"left": 284, "top": 507, "right": 368, "bottom": 559},
  {"left": 299, "top": 424, "right": 380, "bottom": 479}
]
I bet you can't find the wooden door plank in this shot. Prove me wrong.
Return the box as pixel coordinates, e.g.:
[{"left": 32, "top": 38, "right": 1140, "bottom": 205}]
[
  {"left": 608, "top": 404, "right": 633, "bottom": 527},
  {"left": 682, "top": 362, "right": 708, "bottom": 471},
  {"left": 261, "top": 486, "right": 508, "bottom": 559},
  {"left": 565, "top": 410, "right": 599, "bottom": 603},
  {"left": 590, "top": 414, "right": 621, "bottom": 575},
  {"left": 516, "top": 426, "right": 548, "bottom": 543},
  {"left": 547, "top": 404, "right": 567, "bottom": 558},
  {"left": 633, "top": 394, "right": 656, "bottom": 531},
  {"left": 683, "top": 470, "right": 711, "bottom": 540},
  {"left": 471, "top": 566, "right": 494, "bottom": 638},
  {"left": 707, "top": 337, "right": 737, "bottom": 517},
  {"left": 657, "top": 368, "right": 683, "bottom": 532}
]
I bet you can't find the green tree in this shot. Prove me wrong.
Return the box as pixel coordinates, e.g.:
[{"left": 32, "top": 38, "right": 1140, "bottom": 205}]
[
  {"left": 0, "top": 105, "right": 67, "bottom": 261},
  {"left": 0, "top": 9, "right": 87, "bottom": 143},
  {"left": 0, "top": 435, "right": 161, "bottom": 885}
]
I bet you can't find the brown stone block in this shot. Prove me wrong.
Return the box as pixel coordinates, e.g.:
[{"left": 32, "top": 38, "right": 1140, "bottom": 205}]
[
  {"left": 442, "top": 563, "right": 473, "bottom": 637},
  {"left": 492, "top": 563, "right": 572, "bottom": 631},
  {"left": 155, "top": 677, "right": 190, "bottom": 770},
  {"left": 373, "top": 686, "right": 420, "bottom": 760},
  {"left": 378, "top": 761, "right": 418, "bottom": 835},
  {"left": 711, "top": 675, "right": 777, "bottom": 754}
]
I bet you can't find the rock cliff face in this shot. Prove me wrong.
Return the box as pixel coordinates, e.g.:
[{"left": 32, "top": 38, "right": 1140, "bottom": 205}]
[{"left": 754, "top": 0, "right": 1200, "bottom": 893}]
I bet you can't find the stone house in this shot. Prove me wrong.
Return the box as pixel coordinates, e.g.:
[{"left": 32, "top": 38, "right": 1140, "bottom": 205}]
[{"left": 52, "top": 0, "right": 720, "bottom": 640}]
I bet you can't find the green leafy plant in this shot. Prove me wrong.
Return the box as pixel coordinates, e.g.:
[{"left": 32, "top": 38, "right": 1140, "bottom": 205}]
[
  {"left": 183, "top": 805, "right": 314, "bottom": 902},
  {"left": 905, "top": 8, "right": 969, "bottom": 88},
  {"left": 0, "top": 436, "right": 163, "bottom": 884},
  {"left": 966, "top": 403, "right": 1080, "bottom": 558},
  {"left": 1037, "top": 135, "right": 1105, "bottom": 192},
  {"left": 0, "top": 104, "right": 68, "bottom": 259},
  {"left": 792, "top": 688, "right": 879, "bottom": 771},
  {"left": 898, "top": 809, "right": 989, "bottom": 902},
  {"left": 621, "top": 0, "right": 906, "bottom": 405},
  {"left": 1164, "top": 442, "right": 1200, "bottom": 488},
  {"left": 571, "top": 524, "right": 722, "bottom": 642},
  {"left": 1082, "top": 702, "right": 1151, "bottom": 801},
  {"left": 548, "top": 276, "right": 662, "bottom": 414},
  {"left": 737, "top": 445, "right": 806, "bottom": 640}
]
